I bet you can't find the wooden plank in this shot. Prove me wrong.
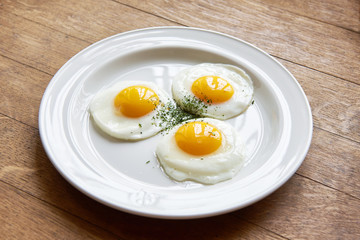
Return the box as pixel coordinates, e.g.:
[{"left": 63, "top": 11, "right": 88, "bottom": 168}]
[
  {"left": 254, "top": 0, "right": 360, "bottom": 32},
  {"left": 0, "top": 182, "right": 119, "bottom": 239},
  {"left": 0, "top": 0, "right": 179, "bottom": 45},
  {"left": 299, "top": 127, "right": 360, "bottom": 198},
  {"left": 0, "top": 56, "right": 51, "bottom": 127},
  {"left": 1, "top": 1, "right": 359, "bottom": 141},
  {"left": 0, "top": 116, "right": 285, "bottom": 240},
  {"left": 236, "top": 174, "right": 360, "bottom": 239},
  {"left": 0, "top": 11, "right": 359, "bottom": 143},
  {"left": 0, "top": 10, "right": 89, "bottom": 75},
  {"left": 2, "top": 0, "right": 360, "bottom": 84},
  {"left": 0, "top": 115, "right": 359, "bottom": 238},
  {"left": 1, "top": 0, "right": 358, "bottom": 238},
  {"left": 1, "top": 118, "right": 359, "bottom": 239},
  {"left": 1, "top": 1, "right": 358, "bottom": 141},
  {"left": 1, "top": 115, "right": 359, "bottom": 238},
  {"left": 278, "top": 59, "right": 360, "bottom": 143},
  {"left": 114, "top": 0, "right": 360, "bottom": 84},
  {"left": 0, "top": 1, "right": 175, "bottom": 75}
]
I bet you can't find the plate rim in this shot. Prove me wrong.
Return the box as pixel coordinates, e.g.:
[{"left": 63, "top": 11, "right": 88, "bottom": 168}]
[{"left": 39, "top": 26, "right": 313, "bottom": 219}]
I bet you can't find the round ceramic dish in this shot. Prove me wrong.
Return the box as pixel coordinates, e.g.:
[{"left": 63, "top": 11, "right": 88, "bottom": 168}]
[{"left": 39, "top": 27, "right": 313, "bottom": 219}]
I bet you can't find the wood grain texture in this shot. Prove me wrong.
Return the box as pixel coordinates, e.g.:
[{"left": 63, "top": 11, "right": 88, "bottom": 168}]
[
  {"left": 116, "top": 0, "right": 360, "bottom": 84},
  {"left": 0, "top": 0, "right": 178, "bottom": 45},
  {"left": 0, "top": 10, "right": 89, "bottom": 75},
  {"left": 1, "top": 116, "right": 359, "bottom": 239},
  {"left": 0, "top": 0, "right": 359, "bottom": 201},
  {"left": 0, "top": 1, "right": 175, "bottom": 75},
  {"left": 0, "top": 182, "right": 119, "bottom": 240},
  {"left": 298, "top": 127, "right": 360, "bottom": 199},
  {"left": 0, "top": 6, "right": 359, "bottom": 143},
  {"left": 2, "top": 0, "right": 360, "bottom": 84},
  {"left": 254, "top": 0, "right": 360, "bottom": 32},
  {"left": 237, "top": 174, "right": 360, "bottom": 239},
  {"left": 0, "top": 0, "right": 359, "bottom": 238},
  {"left": 0, "top": 116, "right": 285, "bottom": 240},
  {"left": 278, "top": 59, "right": 360, "bottom": 143},
  {"left": 0, "top": 55, "right": 51, "bottom": 127}
]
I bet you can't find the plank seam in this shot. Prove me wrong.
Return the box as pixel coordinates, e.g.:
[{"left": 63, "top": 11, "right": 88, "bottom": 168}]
[
  {"left": 232, "top": 213, "right": 291, "bottom": 240},
  {"left": 0, "top": 54, "right": 52, "bottom": 77},
  {"left": 314, "top": 125, "right": 360, "bottom": 145},
  {"left": 249, "top": 0, "right": 360, "bottom": 33},
  {"left": 273, "top": 56, "right": 360, "bottom": 86},
  {"left": 287, "top": 15, "right": 359, "bottom": 34},
  {"left": 1, "top": 2, "right": 359, "bottom": 86},
  {"left": 295, "top": 171, "right": 360, "bottom": 201},
  {"left": 110, "top": 0, "right": 187, "bottom": 27},
  {"left": 0, "top": 178, "right": 127, "bottom": 240},
  {"left": 0, "top": 112, "right": 39, "bottom": 131},
  {"left": 112, "top": 0, "right": 360, "bottom": 85}
]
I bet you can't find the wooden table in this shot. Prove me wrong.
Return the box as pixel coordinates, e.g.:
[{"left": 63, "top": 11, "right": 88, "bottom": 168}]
[{"left": 1, "top": 0, "right": 359, "bottom": 239}]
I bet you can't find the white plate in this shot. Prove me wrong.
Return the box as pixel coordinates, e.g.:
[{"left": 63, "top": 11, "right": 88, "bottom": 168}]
[{"left": 39, "top": 27, "right": 312, "bottom": 219}]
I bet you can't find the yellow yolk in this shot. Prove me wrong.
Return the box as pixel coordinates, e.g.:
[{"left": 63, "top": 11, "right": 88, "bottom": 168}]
[
  {"left": 191, "top": 76, "right": 234, "bottom": 103},
  {"left": 114, "top": 85, "right": 159, "bottom": 118},
  {"left": 175, "top": 121, "right": 222, "bottom": 156}
]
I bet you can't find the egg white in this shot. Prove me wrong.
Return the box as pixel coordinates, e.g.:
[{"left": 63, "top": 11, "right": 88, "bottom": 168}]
[
  {"left": 156, "top": 118, "right": 245, "bottom": 184},
  {"left": 172, "top": 63, "right": 254, "bottom": 120},
  {"left": 89, "top": 81, "right": 171, "bottom": 140}
]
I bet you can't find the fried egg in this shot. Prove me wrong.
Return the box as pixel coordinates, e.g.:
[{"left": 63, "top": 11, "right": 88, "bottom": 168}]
[
  {"left": 156, "top": 118, "right": 245, "bottom": 184},
  {"left": 172, "top": 63, "right": 254, "bottom": 119},
  {"left": 89, "top": 81, "right": 171, "bottom": 140}
]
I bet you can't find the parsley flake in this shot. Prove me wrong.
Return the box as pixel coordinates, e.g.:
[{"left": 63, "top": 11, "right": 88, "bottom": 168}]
[{"left": 151, "top": 100, "right": 196, "bottom": 133}]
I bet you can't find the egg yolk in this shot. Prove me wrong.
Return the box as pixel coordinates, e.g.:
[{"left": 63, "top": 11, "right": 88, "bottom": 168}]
[
  {"left": 191, "top": 76, "right": 234, "bottom": 104},
  {"left": 175, "top": 121, "right": 222, "bottom": 156},
  {"left": 114, "top": 85, "right": 159, "bottom": 118}
]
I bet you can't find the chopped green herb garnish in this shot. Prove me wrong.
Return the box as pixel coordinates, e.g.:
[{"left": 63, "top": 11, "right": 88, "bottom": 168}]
[
  {"left": 146, "top": 160, "right": 150, "bottom": 164},
  {"left": 151, "top": 95, "right": 214, "bottom": 133},
  {"left": 138, "top": 123, "right": 142, "bottom": 128},
  {"left": 151, "top": 100, "right": 197, "bottom": 133},
  {"left": 180, "top": 95, "right": 210, "bottom": 116},
  {"left": 251, "top": 100, "right": 255, "bottom": 105}
]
